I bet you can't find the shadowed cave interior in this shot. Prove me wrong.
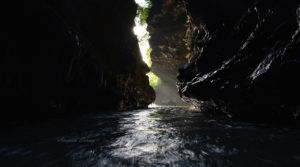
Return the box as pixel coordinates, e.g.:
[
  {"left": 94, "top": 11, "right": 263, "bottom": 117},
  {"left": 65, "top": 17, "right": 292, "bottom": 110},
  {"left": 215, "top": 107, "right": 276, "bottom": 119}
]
[{"left": 1, "top": 0, "right": 300, "bottom": 166}]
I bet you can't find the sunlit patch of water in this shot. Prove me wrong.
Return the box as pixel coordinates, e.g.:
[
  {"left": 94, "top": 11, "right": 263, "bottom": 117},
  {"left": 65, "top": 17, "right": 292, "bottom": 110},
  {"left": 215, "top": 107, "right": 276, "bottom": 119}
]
[
  {"left": 2, "top": 108, "right": 300, "bottom": 166},
  {"left": 109, "top": 109, "right": 182, "bottom": 162}
]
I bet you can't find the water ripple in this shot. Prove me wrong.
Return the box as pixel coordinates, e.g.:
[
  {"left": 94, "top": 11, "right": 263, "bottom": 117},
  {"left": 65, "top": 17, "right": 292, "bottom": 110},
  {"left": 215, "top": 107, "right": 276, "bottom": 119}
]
[{"left": 1, "top": 107, "right": 300, "bottom": 166}]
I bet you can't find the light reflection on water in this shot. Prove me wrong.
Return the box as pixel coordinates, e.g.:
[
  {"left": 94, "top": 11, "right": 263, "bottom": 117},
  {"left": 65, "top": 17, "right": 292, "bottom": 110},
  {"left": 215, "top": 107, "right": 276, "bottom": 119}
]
[
  {"left": 1, "top": 107, "right": 300, "bottom": 166},
  {"left": 110, "top": 109, "right": 180, "bottom": 161}
]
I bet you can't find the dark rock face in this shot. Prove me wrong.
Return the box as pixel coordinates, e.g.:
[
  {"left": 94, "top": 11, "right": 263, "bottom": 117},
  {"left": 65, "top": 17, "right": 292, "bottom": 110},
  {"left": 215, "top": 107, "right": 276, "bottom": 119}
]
[
  {"left": 0, "top": 0, "right": 155, "bottom": 118},
  {"left": 148, "top": 0, "right": 188, "bottom": 105},
  {"left": 178, "top": 0, "right": 300, "bottom": 123}
]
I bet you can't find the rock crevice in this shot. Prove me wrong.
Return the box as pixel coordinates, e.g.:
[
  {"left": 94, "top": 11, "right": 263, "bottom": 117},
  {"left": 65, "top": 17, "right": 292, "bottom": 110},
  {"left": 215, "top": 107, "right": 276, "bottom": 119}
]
[{"left": 147, "top": 0, "right": 188, "bottom": 105}]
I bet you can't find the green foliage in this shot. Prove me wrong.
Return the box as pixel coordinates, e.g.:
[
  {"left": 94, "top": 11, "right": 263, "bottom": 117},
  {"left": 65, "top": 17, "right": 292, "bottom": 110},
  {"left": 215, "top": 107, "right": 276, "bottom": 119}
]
[
  {"left": 137, "top": 1, "right": 153, "bottom": 25},
  {"left": 183, "top": 18, "right": 192, "bottom": 60},
  {"left": 135, "top": 1, "right": 159, "bottom": 88},
  {"left": 185, "top": 52, "right": 191, "bottom": 59},
  {"left": 186, "top": 16, "right": 191, "bottom": 24},
  {"left": 146, "top": 48, "right": 153, "bottom": 67},
  {"left": 147, "top": 72, "right": 161, "bottom": 89}
]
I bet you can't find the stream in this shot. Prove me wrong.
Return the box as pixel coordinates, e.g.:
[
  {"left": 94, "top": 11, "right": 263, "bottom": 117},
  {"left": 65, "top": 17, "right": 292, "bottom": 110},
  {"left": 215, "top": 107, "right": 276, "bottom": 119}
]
[{"left": 1, "top": 107, "right": 300, "bottom": 166}]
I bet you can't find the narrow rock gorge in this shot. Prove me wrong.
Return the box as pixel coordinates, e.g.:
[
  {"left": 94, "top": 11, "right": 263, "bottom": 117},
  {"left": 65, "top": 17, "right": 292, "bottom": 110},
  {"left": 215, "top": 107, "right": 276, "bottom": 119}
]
[
  {"left": 2, "top": 0, "right": 300, "bottom": 166},
  {"left": 147, "top": 0, "right": 188, "bottom": 105},
  {"left": 0, "top": 0, "right": 299, "bottom": 123}
]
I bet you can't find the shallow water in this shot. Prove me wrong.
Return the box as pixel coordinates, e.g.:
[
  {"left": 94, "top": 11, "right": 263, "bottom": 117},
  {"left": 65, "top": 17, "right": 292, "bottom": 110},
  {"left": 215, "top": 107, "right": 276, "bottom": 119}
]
[{"left": 1, "top": 107, "right": 300, "bottom": 166}]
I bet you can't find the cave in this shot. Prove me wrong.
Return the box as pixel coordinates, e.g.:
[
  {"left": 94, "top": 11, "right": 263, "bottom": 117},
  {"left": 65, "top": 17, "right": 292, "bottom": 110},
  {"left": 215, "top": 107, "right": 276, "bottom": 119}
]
[{"left": 1, "top": 0, "right": 300, "bottom": 166}]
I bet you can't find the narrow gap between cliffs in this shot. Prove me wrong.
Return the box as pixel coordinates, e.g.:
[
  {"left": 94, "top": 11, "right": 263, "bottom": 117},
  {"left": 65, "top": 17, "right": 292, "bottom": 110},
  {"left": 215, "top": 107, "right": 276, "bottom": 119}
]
[{"left": 133, "top": 0, "right": 161, "bottom": 106}]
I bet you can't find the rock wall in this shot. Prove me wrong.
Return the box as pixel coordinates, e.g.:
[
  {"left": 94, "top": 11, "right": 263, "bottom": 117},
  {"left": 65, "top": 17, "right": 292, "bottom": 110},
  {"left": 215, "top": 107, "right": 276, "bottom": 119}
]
[
  {"left": 147, "top": 0, "right": 188, "bottom": 105},
  {"left": 177, "top": 0, "right": 300, "bottom": 123},
  {"left": 0, "top": 0, "right": 155, "bottom": 118}
]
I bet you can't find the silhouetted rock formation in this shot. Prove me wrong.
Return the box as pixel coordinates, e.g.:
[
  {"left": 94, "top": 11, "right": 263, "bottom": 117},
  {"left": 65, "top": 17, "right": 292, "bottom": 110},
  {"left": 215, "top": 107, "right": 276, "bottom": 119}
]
[
  {"left": 0, "top": 0, "right": 155, "bottom": 118},
  {"left": 147, "top": 0, "right": 188, "bottom": 105},
  {"left": 177, "top": 0, "right": 300, "bottom": 123}
]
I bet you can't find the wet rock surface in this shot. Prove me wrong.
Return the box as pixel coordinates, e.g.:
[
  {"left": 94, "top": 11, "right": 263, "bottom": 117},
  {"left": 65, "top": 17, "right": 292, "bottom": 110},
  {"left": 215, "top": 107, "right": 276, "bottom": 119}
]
[
  {"left": 147, "top": 0, "right": 188, "bottom": 105},
  {"left": 177, "top": 0, "right": 300, "bottom": 124},
  {"left": 0, "top": 0, "right": 155, "bottom": 118}
]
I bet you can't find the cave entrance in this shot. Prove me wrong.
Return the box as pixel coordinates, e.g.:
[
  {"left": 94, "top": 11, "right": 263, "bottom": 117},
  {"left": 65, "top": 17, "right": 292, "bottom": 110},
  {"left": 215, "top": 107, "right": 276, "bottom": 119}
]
[
  {"left": 134, "top": 0, "right": 188, "bottom": 107},
  {"left": 133, "top": 0, "right": 161, "bottom": 93}
]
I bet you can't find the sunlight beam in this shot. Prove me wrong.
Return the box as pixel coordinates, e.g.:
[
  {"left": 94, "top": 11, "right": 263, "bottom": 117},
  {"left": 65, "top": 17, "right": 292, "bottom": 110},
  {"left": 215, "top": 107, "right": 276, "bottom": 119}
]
[{"left": 133, "top": 0, "right": 161, "bottom": 89}]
